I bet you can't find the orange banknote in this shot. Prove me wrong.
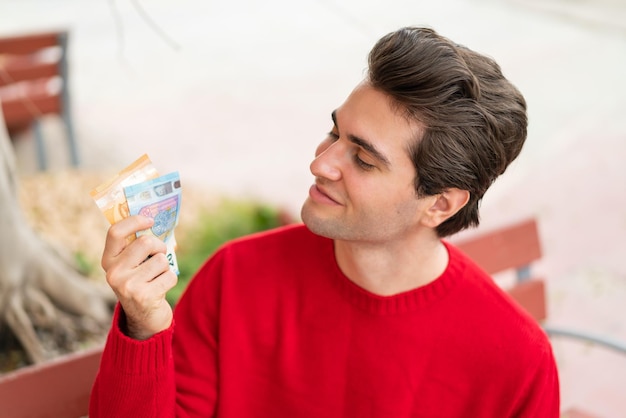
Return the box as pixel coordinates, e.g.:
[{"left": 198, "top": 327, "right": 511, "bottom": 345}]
[{"left": 90, "top": 154, "right": 159, "bottom": 225}]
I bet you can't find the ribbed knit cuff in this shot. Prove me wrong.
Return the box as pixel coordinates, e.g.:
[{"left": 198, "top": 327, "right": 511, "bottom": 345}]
[{"left": 102, "top": 303, "right": 175, "bottom": 376}]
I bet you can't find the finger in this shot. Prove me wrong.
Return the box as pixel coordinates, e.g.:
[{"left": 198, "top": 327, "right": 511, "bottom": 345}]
[
  {"left": 105, "top": 248, "right": 169, "bottom": 308},
  {"left": 102, "top": 216, "right": 154, "bottom": 268},
  {"left": 139, "top": 263, "right": 178, "bottom": 297},
  {"left": 115, "top": 255, "right": 177, "bottom": 313},
  {"left": 111, "top": 252, "right": 170, "bottom": 294},
  {"left": 136, "top": 252, "right": 172, "bottom": 285},
  {"left": 106, "top": 215, "right": 154, "bottom": 253},
  {"left": 103, "top": 235, "right": 168, "bottom": 278},
  {"left": 115, "top": 265, "right": 177, "bottom": 340}
]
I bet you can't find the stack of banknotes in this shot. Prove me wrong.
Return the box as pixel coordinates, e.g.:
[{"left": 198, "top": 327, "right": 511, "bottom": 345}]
[{"left": 90, "top": 154, "right": 181, "bottom": 275}]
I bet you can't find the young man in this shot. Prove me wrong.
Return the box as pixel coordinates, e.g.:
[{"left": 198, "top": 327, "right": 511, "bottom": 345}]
[{"left": 90, "top": 27, "right": 560, "bottom": 417}]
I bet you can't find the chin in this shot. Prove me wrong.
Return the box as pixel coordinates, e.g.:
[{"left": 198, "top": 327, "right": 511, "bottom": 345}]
[
  {"left": 305, "top": 223, "right": 335, "bottom": 239},
  {"left": 301, "top": 206, "right": 337, "bottom": 239}
]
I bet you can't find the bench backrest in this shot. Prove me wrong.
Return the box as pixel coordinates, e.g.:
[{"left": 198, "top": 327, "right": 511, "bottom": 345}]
[
  {"left": 454, "top": 218, "right": 547, "bottom": 322},
  {"left": 0, "top": 346, "right": 102, "bottom": 418},
  {"left": 0, "top": 30, "right": 67, "bottom": 128}
]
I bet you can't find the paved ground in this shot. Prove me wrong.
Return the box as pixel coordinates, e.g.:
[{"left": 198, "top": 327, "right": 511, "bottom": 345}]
[{"left": 4, "top": 0, "right": 626, "bottom": 415}]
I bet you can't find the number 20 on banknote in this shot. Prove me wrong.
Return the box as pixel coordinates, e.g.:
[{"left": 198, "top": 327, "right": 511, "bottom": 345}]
[{"left": 124, "top": 171, "right": 182, "bottom": 274}]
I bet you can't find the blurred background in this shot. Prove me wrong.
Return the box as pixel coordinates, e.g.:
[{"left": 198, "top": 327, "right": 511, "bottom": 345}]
[{"left": 2, "top": 0, "right": 626, "bottom": 416}]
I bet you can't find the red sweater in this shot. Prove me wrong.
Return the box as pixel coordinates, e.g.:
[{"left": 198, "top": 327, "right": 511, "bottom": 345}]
[{"left": 90, "top": 224, "right": 559, "bottom": 417}]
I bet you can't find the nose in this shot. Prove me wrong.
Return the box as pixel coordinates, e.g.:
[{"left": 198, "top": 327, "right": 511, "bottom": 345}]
[{"left": 310, "top": 139, "right": 342, "bottom": 181}]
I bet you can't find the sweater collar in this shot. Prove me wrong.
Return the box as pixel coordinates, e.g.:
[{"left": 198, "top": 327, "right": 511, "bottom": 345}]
[{"left": 323, "top": 238, "right": 465, "bottom": 315}]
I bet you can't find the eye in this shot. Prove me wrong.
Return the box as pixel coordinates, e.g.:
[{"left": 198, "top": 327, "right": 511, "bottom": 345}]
[
  {"left": 325, "top": 129, "right": 376, "bottom": 170},
  {"left": 354, "top": 154, "right": 376, "bottom": 170}
]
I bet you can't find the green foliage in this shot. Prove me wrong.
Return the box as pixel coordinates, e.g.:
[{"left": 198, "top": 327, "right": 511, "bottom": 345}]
[
  {"left": 74, "top": 251, "right": 96, "bottom": 277},
  {"left": 167, "top": 199, "right": 288, "bottom": 306}
]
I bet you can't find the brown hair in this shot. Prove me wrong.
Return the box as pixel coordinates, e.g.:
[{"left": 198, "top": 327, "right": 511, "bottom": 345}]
[{"left": 368, "top": 27, "right": 527, "bottom": 237}]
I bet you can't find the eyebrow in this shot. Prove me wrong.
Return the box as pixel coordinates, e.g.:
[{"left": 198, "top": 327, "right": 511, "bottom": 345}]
[{"left": 331, "top": 110, "right": 391, "bottom": 167}]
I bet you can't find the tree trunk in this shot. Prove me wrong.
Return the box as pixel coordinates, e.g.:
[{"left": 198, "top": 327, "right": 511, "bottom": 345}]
[{"left": 0, "top": 109, "right": 114, "bottom": 365}]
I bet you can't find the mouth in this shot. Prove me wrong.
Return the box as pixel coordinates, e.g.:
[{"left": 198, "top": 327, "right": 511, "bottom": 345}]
[{"left": 309, "top": 184, "right": 341, "bottom": 206}]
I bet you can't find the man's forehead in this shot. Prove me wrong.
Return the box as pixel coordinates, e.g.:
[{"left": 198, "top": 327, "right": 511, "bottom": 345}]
[{"left": 332, "top": 85, "right": 425, "bottom": 145}]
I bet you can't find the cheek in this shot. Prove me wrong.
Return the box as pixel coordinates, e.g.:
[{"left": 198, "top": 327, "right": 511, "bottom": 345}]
[{"left": 352, "top": 178, "right": 418, "bottom": 211}]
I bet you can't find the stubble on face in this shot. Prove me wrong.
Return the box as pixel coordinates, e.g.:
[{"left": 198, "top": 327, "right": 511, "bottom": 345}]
[
  {"left": 301, "top": 82, "right": 428, "bottom": 244},
  {"left": 301, "top": 187, "right": 423, "bottom": 244}
]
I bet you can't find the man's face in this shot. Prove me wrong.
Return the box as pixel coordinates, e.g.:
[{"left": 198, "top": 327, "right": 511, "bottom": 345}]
[{"left": 301, "top": 81, "right": 433, "bottom": 243}]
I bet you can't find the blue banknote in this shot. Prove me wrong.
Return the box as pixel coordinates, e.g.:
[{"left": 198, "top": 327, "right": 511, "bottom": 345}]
[{"left": 124, "top": 171, "right": 182, "bottom": 275}]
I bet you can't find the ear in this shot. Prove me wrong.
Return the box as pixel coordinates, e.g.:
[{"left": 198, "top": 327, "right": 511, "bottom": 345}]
[{"left": 422, "top": 188, "right": 470, "bottom": 229}]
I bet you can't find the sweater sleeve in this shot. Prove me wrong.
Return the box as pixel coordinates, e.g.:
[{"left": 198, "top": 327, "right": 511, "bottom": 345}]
[
  {"left": 90, "top": 247, "right": 225, "bottom": 418},
  {"left": 89, "top": 304, "right": 177, "bottom": 418},
  {"left": 512, "top": 338, "right": 561, "bottom": 418}
]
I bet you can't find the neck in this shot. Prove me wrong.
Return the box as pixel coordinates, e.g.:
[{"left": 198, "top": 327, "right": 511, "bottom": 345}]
[{"left": 334, "top": 232, "right": 448, "bottom": 296}]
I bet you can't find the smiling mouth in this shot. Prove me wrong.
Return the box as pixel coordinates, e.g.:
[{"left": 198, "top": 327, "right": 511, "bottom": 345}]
[{"left": 309, "top": 184, "right": 341, "bottom": 205}]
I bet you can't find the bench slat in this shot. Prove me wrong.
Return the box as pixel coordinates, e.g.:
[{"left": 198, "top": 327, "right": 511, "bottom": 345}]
[
  {"left": 0, "top": 346, "right": 102, "bottom": 418},
  {"left": 455, "top": 218, "right": 542, "bottom": 276}
]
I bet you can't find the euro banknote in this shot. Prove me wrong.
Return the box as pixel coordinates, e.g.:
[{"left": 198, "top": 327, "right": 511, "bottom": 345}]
[
  {"left": 90, "top": 154, "right": 182, "bottom": 275},
  {"left": 90, "top": 154, "right": 159, "bottom": 225},
  {"left": 124, "top": 171, "right": 182, "bottom": 275}
]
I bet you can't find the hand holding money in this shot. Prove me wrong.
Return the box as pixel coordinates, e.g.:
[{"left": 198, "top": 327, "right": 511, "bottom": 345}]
[
  {"left": 91, "top": 155, "right": 182, "bottom": 339},
  {"left": 102, "top": 215, "right": 176, "bottom": 340},
  {"left": 90, "top": 154, "right": 181, "bottom": 275}
]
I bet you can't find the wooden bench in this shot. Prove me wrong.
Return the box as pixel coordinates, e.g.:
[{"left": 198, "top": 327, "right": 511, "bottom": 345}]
[
  {"left": 0, "top": 29, "right": 79, "bottom": 170},
  {"left": 0, "top": 346, "right": 101, "bottom": 418},
  {"left": 455, "top": 217, "right": 547, "bottom": 322},
  {"left": 455, "top": 217, "right": 626, "bottom": 418},
  {"left": 455, "top": 218, "right": 626, "bottom": 352}
]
